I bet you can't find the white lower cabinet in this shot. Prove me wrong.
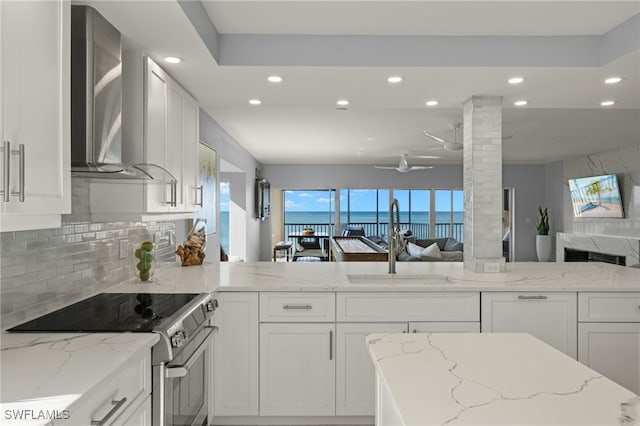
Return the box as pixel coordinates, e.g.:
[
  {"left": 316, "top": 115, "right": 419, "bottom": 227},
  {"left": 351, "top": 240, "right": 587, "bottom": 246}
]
[
  {"left": 409, "top": 321, "right": 480, "bottom": 333},
  {"left": 120, "top": 395, "right": 151, "bottom": 426},
  {"left": 481, "top": 292, "right": 577, "bottom": 358},
  {"left": 336, "top": 323, "right": 408, "bottom": 416},
  {"left": 213, "top": 292, "right": 259, "bottom": 416},
  {"left": 578, "top": 322, "right": 640, "bottom": 394},
  {"left": 577, "top": 292, "right": 640, "bottom": 394},
  {"left": 260, "top": 323, "right": 336, "bottom": 416},
  {"left": 57, "top": 350, "right": 150, "bottom": 425}
]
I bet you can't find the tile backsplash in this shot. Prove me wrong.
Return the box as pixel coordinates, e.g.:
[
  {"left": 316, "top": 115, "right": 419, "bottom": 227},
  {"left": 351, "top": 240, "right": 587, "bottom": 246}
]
[{"left": 1, "top": 216, "right": 176, "bottom": 329}]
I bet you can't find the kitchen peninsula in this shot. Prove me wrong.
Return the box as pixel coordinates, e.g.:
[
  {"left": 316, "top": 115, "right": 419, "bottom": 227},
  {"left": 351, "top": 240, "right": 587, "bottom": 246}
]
[
  {"left": 2, "top": 260, "right": 639, "bottom": 426},
  {"left": 367, "top": 332, "right": 636, "bottom": 425}
]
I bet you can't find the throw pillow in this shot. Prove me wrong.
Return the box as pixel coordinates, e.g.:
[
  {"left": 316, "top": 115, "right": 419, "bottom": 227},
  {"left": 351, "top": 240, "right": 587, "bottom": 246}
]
[
  {"left": 445, "top": 238, "right": 464, "bottom": 252},
  {"left": 421, "top": 242, "right": 442, "bottom": 259},
  {"left": 406, "top": 242, "right": 424, "bottom": 258}
]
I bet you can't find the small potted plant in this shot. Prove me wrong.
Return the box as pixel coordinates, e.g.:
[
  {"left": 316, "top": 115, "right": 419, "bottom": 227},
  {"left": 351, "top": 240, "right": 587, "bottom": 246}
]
[{"left": 535, "top": 206, "right": 552, "bottom": 262}]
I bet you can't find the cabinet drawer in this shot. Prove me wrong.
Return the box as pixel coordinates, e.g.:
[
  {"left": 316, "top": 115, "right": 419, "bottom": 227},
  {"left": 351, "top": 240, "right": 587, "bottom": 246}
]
[
  {"left": 579, "top": 292, "right": 640, "bottom": 322},
  {"left": 260, "top": 292, "right": 335, "bottom": 322},
  {"left": 337, "top": 292, "right": 479, "bottom": 322},
  {"left": 60, "top": 351, "right": 150, "bottom": 425}
]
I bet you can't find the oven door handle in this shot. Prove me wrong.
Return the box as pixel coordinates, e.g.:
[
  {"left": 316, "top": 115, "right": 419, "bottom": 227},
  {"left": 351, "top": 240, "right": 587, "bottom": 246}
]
[{"left": 165, "top": 325, "right": 218, "bottom": 379}]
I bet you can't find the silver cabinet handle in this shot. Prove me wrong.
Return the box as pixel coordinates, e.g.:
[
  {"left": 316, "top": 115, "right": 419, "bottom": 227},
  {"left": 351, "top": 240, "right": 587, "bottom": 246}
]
[
  {"left": 195, "top": 185, "right": 204, "bottom": 207},
  {"left": 1, "top": 141, "right": 9, "bottom": 202},
  {"left": 166, "top": 181, "right": 177, "bottom": 207},
  {"left": 329, "top": 329, "right": 333, "bottom": 361},
  {"left": 90, "top": 397, "right": 127, "bottom": 425},
  {"left": 14, "top": 144, "right": 24, "bottom": 202},
  {"left": 518, "top": 295, "right": 548, "bottom": 300},
  {"left": 282, "top": 304, "right": 312, "bottom": 310}
]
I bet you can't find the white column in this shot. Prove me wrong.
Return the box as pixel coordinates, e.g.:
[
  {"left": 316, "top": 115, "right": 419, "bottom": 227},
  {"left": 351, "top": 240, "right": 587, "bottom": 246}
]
[{"left": 463, "top": 96, "right": 506, "bottom": 272}]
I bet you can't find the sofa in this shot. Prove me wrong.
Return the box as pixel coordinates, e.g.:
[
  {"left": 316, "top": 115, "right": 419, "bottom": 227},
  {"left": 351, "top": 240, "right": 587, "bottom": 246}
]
[{"left": 397, "top": 237, "right": 463, "bottom": 262}]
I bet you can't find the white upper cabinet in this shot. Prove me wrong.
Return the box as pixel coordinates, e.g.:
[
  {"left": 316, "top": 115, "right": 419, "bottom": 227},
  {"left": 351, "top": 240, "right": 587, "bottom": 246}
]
[
  {"left": 167, "top": 77, "right": 200, "bottom": 212},
  {"left": 89, "top": 55, "right": 200, "bottom": 221},
  {"left": 0, "top": 0, "right": 71, "bottom": 231}
]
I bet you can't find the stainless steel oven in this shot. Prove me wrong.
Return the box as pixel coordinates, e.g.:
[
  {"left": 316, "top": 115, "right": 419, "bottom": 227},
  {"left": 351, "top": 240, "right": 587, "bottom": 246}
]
[
  {"left": 152, "top": 295, "right": 218, "bottom": 426},
  {"left": 156, "top": 323, "right": 215, "bottom": 426}
]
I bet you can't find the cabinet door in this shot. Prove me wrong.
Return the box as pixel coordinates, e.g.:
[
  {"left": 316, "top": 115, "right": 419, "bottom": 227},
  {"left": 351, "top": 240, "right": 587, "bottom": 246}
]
[
  {"left": 181, "top": 94, "right": 199, "bottom": 212},
  {"left": 166, "top": 81, "right": 184, "bottom": 212},
  {"left": 578, "top": 322, "right": 640, "bottom": 394},
  {"left": 336, "top": 323, "right": 407, "bottom": 416},
  {"left": 213, "top": 293, "right": 259, "bottom": 416},
  {"left": 481, "top": 292, "right": 577, "bottom": 358},
  {"left": 120, "top": 395, "right": 151, "bottom": 426},
  {"left": 0, "top": 0, "right": 70, "bottom": 230},
  {"left": 143, "top": 57, "right": 169, "bottom": 213},
  {"left": 409, "top": 321, "right": 480, "bottom": 333},
  {"left": 260, "top": 323, "right": 335, "bottom": 416}
]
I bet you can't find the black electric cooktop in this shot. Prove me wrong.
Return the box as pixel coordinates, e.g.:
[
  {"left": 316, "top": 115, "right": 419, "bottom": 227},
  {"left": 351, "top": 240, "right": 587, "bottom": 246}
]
[{"left": 8, "top": 293, "right": 199, "bottom": 333}]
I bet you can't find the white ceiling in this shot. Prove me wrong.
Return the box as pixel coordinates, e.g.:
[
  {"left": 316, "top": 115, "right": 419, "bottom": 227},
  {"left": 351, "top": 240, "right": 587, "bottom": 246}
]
[{"left": 88, "top": 1, "right": 640, "bottom": 167}]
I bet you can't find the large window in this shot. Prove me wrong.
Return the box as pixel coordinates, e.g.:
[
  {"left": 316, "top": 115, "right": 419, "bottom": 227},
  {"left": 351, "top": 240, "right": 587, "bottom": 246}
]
[
  {"left": 338, "top": 189, "right": 390, "bottom": 237},
  {"left": 283, "top": 190, "right": 335, "bottom": 236},
  {"left": 435, "top": 190, "right": 464, "bottom": 241},
  {"left": 284, "top": 188, "right": 463, "bottom": 241}
]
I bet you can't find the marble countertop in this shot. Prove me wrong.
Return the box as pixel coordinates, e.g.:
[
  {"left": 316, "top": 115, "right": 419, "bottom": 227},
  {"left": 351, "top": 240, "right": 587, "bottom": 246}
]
[
  {"left": 0, "top": 332, "right": 159, "bottom": 426},
  {"left": 106, "top": 260, "right": 640, "bottom": 294},
  {"left": 367, "top": 333, "right": 637, "bottom": 426}
]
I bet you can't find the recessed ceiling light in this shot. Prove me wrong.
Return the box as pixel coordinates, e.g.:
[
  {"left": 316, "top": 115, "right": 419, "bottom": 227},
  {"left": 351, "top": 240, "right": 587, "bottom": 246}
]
[
  {"left": 508, "top": 77, "right": 525, "bottom": 84},
  {"left": 267, "top": 75, "right": 283, "bottom": 83},
  {"left": 249, "top": 99, "right": 262, "bottom": 105},
  {"left": 514, "top": 100, "right": 528, "bottom": 106},
  {"left": 387, "top": 76, "right": 403, "bottom": 84},
  {"left": 425, "top": 100, "right": 439, "bottom": 106},
  {"left": 600, "top": 100, "right": 615, "bottom": 106},
  {"left": 164, "top": 56, "right": 182, "bottom": 64},
  {"left": 336, "top": 99, "right": 349, "bottom": 106},
  {"left": 604, "top": 77, "right": 622, "bottom": 85}
]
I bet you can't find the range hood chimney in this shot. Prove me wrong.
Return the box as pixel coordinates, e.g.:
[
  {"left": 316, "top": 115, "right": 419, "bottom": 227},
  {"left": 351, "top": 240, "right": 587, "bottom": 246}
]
[{"left": 70, "top": 5, "right": 170, "bottom": 181}]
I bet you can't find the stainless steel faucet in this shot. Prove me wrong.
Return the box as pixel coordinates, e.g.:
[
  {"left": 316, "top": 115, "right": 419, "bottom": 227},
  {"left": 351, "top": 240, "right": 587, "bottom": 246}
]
[{"left": 388, "top": 198, "right": 401, "bottom": 274}]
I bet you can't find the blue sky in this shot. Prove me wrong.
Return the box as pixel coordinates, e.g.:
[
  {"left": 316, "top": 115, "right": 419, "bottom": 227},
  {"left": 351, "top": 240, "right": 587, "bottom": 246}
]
[{"left": 284, "top": 189, "right": 464, "bottom": 212}]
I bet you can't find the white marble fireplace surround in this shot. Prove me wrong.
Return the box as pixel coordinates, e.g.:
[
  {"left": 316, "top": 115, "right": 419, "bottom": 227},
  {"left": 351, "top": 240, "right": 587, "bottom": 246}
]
[{"left": 556, "top": 232, "right": 640, "bottom": 266}]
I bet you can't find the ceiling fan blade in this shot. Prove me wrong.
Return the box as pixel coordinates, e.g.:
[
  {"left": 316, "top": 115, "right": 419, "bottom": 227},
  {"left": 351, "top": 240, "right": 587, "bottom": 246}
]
[
  {"left": 374, "top": 165, "right": 398, "bottom": 170},
  {"left": 413, "top": 155, "right": 440, "bottom": 159},
  {"left": 409, "top": 166, "right": 434, "bottom": 171},
  {"left": 423, "top": 131, "right": 449, "bottom": 144}
]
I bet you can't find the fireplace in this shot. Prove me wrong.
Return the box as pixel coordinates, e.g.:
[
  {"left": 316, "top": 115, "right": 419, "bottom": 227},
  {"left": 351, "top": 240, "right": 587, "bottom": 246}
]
[
  {"left": 556, "top": 232, "right": 640, "bottom": 267},
  {"left": 564, "top": 248, "right": 626, "bottom": 266}
]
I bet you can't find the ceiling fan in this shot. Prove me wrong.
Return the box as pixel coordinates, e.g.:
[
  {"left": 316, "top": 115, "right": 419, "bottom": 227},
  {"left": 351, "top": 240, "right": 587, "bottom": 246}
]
[
  {"left": 423, "top": 122, "right": 463, "bottom": 151},
  {"left": 424, "top": 122, "right": 514, "bottom": 151},
  {"left": 374, "top": 154, "right": 434, "bottom": 173}
]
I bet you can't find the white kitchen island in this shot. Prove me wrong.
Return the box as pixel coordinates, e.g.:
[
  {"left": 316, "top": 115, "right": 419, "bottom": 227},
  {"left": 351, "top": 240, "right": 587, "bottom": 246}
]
[{"left": 367, "top": 333, "right": 637, "bottom": 426}]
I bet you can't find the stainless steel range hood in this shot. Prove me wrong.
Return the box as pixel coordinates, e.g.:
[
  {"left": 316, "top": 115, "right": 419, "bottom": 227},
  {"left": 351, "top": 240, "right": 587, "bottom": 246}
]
[{"left": 70, "top": 5, "right": 172, "bottom": 181}]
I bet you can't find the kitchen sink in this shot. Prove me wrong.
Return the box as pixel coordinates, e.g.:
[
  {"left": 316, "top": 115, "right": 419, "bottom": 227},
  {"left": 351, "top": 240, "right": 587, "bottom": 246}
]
[{"left": 346, "top": 274, "right": 448, "bottom": 284}]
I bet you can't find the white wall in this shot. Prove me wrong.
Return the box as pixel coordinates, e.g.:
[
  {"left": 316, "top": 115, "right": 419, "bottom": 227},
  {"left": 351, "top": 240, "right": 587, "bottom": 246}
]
[
  {"left": 563, "top": 143, "right": 640, "bottom": 238},
  {"left": 199, "top": 109, "right": 267, "bottom": 261},
  {"left": 263, "top": 163, "right": 551, "bottom": 260}
]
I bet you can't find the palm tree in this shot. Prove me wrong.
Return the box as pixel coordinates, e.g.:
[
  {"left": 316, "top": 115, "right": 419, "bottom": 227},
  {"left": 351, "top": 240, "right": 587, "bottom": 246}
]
[{"left": 585, "top": 180, "right": 602, "bottom": 206}]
